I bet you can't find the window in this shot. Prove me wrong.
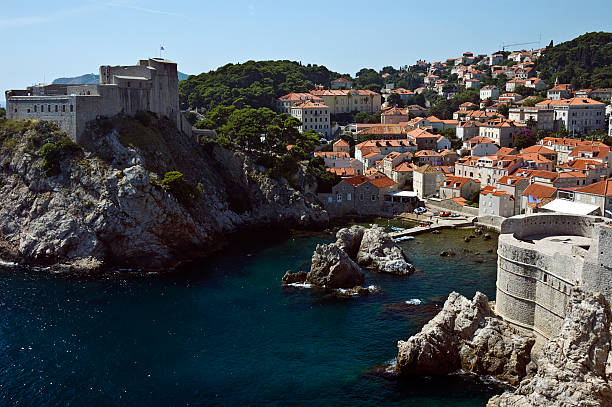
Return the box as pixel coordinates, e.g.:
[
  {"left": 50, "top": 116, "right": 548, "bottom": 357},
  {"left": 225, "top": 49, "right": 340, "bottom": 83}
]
[
  {"left": 360, "top": 193, "right": 364, "bottom": 200},
  {"left": 48, "top": 105, "right": 51, "bottom": 112},
  {"left": 327, "top": 196, "right": 332, "bottom": 203},
  {"left": 34, "top": 105, "right": 37, "bottom": 112},
  {"left": 127, "top": 81, "right": 131, "bottom": 88},
  {"left": 371, "top": 194, "right": 377, "bottom": 201},
  {"left": 336, "top": 193, "right": 342, "bottom": 203},
  {"left": 55, "top": 105, "right": 58, "bottom": 112},
  {"left": 347, "top": 193, "right": 351, "bottom": 201},
  {"left": 62, "top": 105, "right": 66, "bottom": 112},
  {"left": 70, "top": 105, "right": 74, "bottom": 112}
]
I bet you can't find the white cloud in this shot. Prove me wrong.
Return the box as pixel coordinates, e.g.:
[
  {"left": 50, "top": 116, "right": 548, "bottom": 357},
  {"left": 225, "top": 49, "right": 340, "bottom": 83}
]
[
  {"left": 0, "top": 16, "right": 51, "bottom": 29},
  {"left": 98, "top": 1, "right": 183, "bottom": 17}
]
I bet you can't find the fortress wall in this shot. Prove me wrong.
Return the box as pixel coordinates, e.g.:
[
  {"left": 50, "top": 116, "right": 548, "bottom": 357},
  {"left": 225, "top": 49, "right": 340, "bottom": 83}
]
[
  {"left": 583, "top": 225, "right": 612, "bottom": 296},
  {"left": 496, "top": 233, "right": 582, "bottom": 340},
  {"left": 500, "top": 213, "right": 598, "bottom": 239},
  {"left": 6, "top": 96, "right": 77, "bottom": 137}
]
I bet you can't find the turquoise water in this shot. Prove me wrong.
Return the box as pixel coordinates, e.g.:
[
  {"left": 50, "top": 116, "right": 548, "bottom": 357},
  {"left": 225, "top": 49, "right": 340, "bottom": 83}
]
[{"left": 0, "top": 228, "right": 501, "bottom": 406}]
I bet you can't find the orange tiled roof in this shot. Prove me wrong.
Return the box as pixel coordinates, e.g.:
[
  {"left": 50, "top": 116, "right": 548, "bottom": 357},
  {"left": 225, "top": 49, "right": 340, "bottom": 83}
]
[
  {"left": 440, "top": 175, "right": 479, "bottom": 188},
  {"left": 520, "top": 145, "right": 556, "bottom": 155},
  {"left": 522, "top": 182, "right": 557, "bottom": 198},
  {"left": 575, "top": 179, "right": 612, "bottom": 196},
  {"left": 333, "top": 139, "right": 350, "bottom": 147},
  {"left": 314, "top": 151, "right": 350, "bottom": 158}
]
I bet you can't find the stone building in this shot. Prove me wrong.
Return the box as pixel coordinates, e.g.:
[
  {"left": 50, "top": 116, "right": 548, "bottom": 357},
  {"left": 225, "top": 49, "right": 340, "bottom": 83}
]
[
  {"left": 290, "top": 101, "right": 331, "bottom": 137},
  {"left": 413, "top": 165, "right": 445, "bottom": 199},
  {"left": 6, "top": 58, "right": 180, "bottom": 143},
  {"left": 439, "top": 176, "right": 480, "bottom": 200},
  {"left": 496, "top": 214, "right": 612, "bottom": 343}
]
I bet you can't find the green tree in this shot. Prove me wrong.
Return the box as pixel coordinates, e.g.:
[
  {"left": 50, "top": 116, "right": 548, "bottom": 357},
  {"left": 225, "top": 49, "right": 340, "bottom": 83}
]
[
  {"left": 514, "top": 131, "right": 537, "bottom": 150},
  {"left": 386, "top": 92, "right": 404, "bottom": 107},
  {"left": 497, "top": 104, "right": 510, "bottom": 117},
  {"left": 521, "top": 96, "right": 547, "bottom": 107},
  {"left": 0, "top": 107, "right": 5, "bottom": 118}
]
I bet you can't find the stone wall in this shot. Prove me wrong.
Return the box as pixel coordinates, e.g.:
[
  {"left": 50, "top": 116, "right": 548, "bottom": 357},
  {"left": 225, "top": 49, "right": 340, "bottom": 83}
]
[{"left": 495, "top": 213, "right": 612, "bottom": 342}]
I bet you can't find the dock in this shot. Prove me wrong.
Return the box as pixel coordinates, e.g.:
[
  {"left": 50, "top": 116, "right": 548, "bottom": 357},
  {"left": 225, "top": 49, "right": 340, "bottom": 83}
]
[{"left": 390, "top": 216, "right": 475, "bottom": 238}]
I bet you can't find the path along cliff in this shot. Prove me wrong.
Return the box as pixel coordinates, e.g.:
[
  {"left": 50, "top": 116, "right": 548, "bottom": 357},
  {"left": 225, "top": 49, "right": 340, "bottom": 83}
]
[{"left": 0, "top": 115, "right": 328, "bottom": 272}]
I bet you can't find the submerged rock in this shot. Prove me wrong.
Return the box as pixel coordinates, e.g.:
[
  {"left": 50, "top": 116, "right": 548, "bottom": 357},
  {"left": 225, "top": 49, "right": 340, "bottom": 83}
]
[
  {"left": 396, "top": 292, "right": 534, "bottom": 385},
  {"left": 281, "top": 270, "right": 308, "bottom": 285},
  {"left": 356, "top": 225, "right": 414, "bottom": 275},
  {"left": 487, "top": 290, "right": 612, "bottom": 407},
  {"left": 306, "top": 243, "right": 364, "bottom": 289},
  {"left": 334, "top": 285, "right": 380, "bottom": 298}
]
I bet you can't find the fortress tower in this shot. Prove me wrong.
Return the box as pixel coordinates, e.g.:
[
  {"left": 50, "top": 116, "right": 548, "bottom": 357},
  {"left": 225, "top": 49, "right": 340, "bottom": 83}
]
[
  {"left": 5, "top": 58, "right": 180, "bottom": 143},
  {"left": 495, "top": 213, "right": 612, "bottom": 343}
]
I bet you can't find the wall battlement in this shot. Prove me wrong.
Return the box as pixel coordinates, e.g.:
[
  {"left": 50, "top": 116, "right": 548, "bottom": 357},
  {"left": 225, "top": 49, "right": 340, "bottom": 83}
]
[
  {"left": 5, "top": 58, "right": 180, "bottom": 143},
  {"left": 496, "top": 213, "right": 612, "bottom": 342}
]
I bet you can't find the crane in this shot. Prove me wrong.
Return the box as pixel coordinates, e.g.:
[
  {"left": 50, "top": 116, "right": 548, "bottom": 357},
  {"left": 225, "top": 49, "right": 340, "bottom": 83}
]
[{"left": 499, "top": 41, "right": 539, "bottom": 52}]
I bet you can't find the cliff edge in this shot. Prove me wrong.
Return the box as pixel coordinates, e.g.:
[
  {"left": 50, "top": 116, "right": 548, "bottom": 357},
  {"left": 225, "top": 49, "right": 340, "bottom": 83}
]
[{"left": 0, "top": 115, "right": 328, "bottom": 272}]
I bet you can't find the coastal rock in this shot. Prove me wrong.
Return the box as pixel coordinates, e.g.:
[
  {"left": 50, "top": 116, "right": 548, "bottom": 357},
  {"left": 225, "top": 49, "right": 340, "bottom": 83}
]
[
  {"left": 306, "top": 243, "right": 365, "bottom": 289},
  {"left": 356, "top": 225, "right": 414, "bottom": 275},
  {"left": 396, "top": 292, "right": 534, "bottom": 385},
  {"left": 334, "top": 285, "right": 380, "bottom": 298},
  {"left": 487, "top": 290, "right": 612, "bottom": 407},
  {"left": 0, "top": 117, "right": 329, "bottom": 272},
  {"left": 335, "top": 225, "right": 365, "bottom": 259},
  {"left": 281, "top": 270, "right": 308, "bottom": 285}
]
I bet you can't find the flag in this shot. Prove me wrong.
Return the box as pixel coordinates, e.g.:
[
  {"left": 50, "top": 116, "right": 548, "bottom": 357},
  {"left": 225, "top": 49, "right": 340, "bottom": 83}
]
[{"left": 160, "top": 46, "right": 165, "bottom": 51}]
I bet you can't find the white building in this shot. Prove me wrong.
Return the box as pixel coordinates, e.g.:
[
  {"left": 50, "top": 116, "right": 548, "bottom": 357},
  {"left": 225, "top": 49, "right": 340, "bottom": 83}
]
[
  {"left": 545, "top": 98, "right": 607, "bottom": 134},
  {"left": 290, "top": 101, "right": 331, "bottom": 137},
  {"left": 479, "top": 185, "right": 515, "bottom": 217},
  {"left": 480, "top": 86, "right": 500, "bottom": 100}
]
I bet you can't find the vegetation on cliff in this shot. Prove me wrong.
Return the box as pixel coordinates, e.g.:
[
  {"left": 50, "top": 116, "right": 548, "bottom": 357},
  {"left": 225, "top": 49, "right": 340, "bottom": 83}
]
[{"left": 536, "top": 31, "right": 612, "bottom": 89}]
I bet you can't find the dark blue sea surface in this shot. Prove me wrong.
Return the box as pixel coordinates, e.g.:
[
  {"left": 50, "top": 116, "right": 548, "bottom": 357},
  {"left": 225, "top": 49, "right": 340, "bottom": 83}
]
[{"left": 0, "top": 227, "right": 502, "bottom": 406}]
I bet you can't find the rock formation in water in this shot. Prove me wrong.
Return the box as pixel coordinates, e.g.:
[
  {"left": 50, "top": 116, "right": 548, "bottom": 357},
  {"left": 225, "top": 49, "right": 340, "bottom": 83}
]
[
  {"left": 306, "top": 243, "right": 365, "bottom": 289},
  {"left": 335, "top": 225, "right": 365, "bottom": 260},
  {"left": 396, "top": 291, "right": 534, "bottom": 385},
  {"left": 281, "top": 270, "right": 309, "bottom": 285},
  {"left": 0, "top": 116, "right": 328, "bottom": 272},
  {"left": 487, "top": 290, "right": 612, "bottom": 407},
  {"left": 336, "top": 224, "right": 414, "bottom": 275}
]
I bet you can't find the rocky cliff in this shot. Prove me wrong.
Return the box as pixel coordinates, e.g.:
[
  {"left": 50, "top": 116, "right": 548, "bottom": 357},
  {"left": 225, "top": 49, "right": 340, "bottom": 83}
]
[
  {"left": 487, "top": 290, "right": 612, "bottom": 407},
  {"left": 395, "top": 289, "right": 612, "bottom": 406},
  {"left": 396, "top": 292, "right": 533, "bottom": 385},
  {"left": 0, "top": 116, "right": 328, "bottom": 272}
]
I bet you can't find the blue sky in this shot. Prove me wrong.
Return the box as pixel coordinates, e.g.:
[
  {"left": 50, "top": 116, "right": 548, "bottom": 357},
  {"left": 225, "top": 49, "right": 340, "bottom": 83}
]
[{"left": 1, "top": 0, "right": 611, "bottom": 105}]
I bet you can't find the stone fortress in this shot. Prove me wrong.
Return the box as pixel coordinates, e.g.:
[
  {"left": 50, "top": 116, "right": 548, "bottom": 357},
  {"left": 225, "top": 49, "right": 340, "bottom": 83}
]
[
  {"left": 5, "top": 58, "right": 180, "bottom": 142},
  {"left": 495, "top": 213, "right": 612, "bottom": 342}
]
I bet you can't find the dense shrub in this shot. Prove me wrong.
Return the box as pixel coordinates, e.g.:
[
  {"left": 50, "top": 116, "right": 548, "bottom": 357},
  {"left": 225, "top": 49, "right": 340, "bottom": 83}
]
[
  {"left": 160, "top": 171, "right": 200, "bottom": 207},
  {"left": 40, "top": 137, "right": 81, "bottom": 175}
]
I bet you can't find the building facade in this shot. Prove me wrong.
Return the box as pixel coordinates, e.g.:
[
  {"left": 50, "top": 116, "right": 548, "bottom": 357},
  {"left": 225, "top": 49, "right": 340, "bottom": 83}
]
[{"left": 6, "top": 58, "right": 180, "bottom": 142}]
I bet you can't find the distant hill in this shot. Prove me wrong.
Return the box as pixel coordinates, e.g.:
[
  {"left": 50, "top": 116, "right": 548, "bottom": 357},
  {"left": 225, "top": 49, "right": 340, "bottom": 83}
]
[
  {"left": 52, "top": 71, "right": 190, "bottom": 85},
  {"left": 536, "top": 31, "right": 612, "bottom": 89},
  {"left": 178, "top": 60, "right": 348, "bottom": 111}
]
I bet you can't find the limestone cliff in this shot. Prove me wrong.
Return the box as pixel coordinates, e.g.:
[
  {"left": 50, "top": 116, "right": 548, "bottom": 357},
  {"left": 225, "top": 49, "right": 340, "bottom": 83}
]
[
  {"left": 396, "top": 292, "right": 533, "bottom": 385},
  {"left": 487, "top": 290, "right": 612, "bottom": 407},
  {"left": 0, "top": 116, "right": 328, "bottom": 272}
]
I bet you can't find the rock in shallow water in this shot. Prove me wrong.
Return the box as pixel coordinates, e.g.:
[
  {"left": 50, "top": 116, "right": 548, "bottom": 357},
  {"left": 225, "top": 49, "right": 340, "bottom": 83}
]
[
  {"left": 396, "top": 291, "right": 534, "bottom": 385},
  {"left": 306, "top": 243, "right": 365, "bottom": 289},
  {"left": 355, "top": 225, "right": 414, "bottom": 275},
  {"left": 281, "top": 270, "right": 308, "bottom": 285}
]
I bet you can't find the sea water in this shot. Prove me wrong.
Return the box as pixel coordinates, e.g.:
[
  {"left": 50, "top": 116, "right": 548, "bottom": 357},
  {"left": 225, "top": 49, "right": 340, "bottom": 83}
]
[{"left": 0, "top": 227, "right": 502, "bottom": 406}]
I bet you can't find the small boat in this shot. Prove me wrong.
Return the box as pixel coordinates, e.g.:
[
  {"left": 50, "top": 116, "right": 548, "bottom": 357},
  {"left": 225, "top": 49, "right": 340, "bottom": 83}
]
[
  {"left": 390, "top": 226, "right": 406, "bottom": 232},
  {"left": 394, "top": 236, "right": 415, "bottom": 242}
]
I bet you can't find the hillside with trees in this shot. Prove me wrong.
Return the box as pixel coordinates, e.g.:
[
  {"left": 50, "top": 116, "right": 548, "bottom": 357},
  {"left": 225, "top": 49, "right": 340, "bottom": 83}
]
[
  {"left": 536, "top": 31, "right": 612, "bottom": 89},
  {"left": 178, "top": 60, "right": 347, "bottom": 111}
]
